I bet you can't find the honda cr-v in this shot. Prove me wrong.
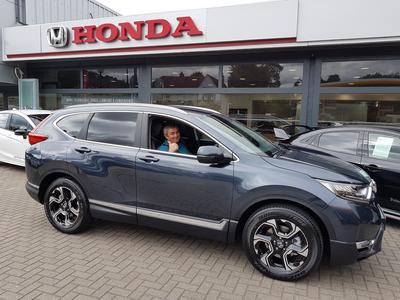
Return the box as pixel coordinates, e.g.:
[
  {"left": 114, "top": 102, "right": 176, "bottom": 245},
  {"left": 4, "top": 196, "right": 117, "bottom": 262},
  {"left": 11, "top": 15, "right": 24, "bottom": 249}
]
[{"left": 25, "top": 104, "right": 385, "bottom": 281}]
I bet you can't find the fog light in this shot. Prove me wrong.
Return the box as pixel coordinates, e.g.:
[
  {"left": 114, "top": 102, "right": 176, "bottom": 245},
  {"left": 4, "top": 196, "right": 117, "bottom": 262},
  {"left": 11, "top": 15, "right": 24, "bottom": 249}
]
[{"left": 356, "top": 239, "right": 375, "bottom": 250}]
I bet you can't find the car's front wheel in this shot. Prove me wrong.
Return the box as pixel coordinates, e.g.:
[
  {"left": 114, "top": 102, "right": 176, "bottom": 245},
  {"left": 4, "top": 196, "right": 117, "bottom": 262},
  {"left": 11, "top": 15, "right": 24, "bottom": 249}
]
[
  {"left": 242, "top": 204, "right": 323, "bottom": 281},
  {"left": 44, "top": 178, "right": 91, "bottom": 234}
]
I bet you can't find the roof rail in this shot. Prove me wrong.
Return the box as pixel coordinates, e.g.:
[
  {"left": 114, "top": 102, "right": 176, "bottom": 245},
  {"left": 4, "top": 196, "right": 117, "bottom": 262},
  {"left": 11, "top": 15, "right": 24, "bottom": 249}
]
[
  {"left": 172, "top": 105, "right": 221, "bottom": 115},
  {"left": 64, "top": 103, "right": 187, "bottom": 114}
]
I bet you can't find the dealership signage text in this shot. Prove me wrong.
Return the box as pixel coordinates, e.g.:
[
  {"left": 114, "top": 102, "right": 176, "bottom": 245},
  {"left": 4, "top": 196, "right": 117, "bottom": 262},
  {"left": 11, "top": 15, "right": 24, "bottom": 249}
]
[{"left": 70, "top": 16, "right": 203, "bottom": 45}]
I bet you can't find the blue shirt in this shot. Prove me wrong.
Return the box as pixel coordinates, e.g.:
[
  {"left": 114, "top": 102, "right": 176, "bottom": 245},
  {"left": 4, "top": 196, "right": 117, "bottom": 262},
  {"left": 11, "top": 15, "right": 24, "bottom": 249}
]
[{"left": 158, "top": 140, "right": 190, "bottom": 154}]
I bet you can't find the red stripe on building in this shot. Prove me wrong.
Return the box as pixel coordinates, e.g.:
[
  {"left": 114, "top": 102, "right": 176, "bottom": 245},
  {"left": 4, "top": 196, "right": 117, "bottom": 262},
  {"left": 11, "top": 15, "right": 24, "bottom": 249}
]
[{"left": 7, "top": 37, "right": 297, "bottom": 59}]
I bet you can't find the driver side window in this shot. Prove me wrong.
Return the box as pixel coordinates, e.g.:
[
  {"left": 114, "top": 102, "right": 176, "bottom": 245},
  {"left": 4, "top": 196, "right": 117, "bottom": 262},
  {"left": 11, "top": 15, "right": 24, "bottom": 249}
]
[{"left": 149, "top": 115, "right": 229, "bottom": 157}]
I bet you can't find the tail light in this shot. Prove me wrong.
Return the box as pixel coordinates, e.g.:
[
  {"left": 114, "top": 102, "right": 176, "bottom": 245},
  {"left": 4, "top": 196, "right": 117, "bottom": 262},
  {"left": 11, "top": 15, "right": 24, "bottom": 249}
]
[
  {"left": 28, "top": 114, "right": 51, "bottom": 145},
  {"left": 28, "top": 133, "right": 48, "bottom": 145}
]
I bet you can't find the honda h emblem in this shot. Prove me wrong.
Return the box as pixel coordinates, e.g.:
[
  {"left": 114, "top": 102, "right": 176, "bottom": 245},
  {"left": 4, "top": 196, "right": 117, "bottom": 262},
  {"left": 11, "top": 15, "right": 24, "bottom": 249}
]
[{"left": 47, "top": 26, "right": 68, "bottom": 48}]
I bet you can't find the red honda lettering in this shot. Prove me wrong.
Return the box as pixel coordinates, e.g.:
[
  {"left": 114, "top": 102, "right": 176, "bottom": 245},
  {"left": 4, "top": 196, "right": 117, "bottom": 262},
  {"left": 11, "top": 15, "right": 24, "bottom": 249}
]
[
  {"left": 172, "top": 16, "right": 203, "bottom": 37},
  {"left": 119, "top": 21, "right": 145, "bottom": 41},
  {"left": 96, "top": 23, "right": 119, "bottom": 43},
  {"left": 145, "top": 19, "right": 171, "bottom": 39},
  {"left": 72, "top": 25, "right": 97, "bottom": 44}
]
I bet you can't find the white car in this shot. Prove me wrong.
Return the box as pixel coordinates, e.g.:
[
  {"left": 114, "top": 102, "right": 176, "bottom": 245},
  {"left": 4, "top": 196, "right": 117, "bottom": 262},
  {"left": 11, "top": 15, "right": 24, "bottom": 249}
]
[{"left": 0, "top": 110, "right": 51, "bottom": 167}]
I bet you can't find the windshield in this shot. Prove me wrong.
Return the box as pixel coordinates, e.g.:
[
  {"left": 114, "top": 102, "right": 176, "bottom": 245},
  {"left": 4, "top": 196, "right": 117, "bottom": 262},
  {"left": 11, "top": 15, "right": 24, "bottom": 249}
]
[
  {"left": 29, "top": 114, "right": 50, "bottom": 126},
  {"left": 199, "top": 114, "right": 280, "bottom": 156}
]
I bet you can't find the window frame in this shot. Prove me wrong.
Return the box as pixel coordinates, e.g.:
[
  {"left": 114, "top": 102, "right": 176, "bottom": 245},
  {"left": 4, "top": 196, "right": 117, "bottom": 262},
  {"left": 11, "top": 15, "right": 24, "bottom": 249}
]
[
  {"left": 84, "top": 111, "right": 140, "bottom": 148},
  {"left": 317, "top": 130, "right": 362, "bottom": 156},
  {"left": 55, "top": 112, "right": 92, "bottom": 139},
  {"left": 9, "top": 113, "right": 33, "bottom": 131},
  {"left": 83, "top": 67, "right": 139, "bottom": 89},
  {"left": 54, "top": 111, "right": 143, "bottom": 148},
  {"left": 140, "top": 112, "right": 238, "bottom": 161}
]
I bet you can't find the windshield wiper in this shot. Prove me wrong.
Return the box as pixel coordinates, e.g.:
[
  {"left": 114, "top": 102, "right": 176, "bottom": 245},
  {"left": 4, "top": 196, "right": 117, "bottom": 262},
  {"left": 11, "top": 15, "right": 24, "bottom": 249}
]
[{"left": 271, "top": 146, "right": 285, "bottom": 157}]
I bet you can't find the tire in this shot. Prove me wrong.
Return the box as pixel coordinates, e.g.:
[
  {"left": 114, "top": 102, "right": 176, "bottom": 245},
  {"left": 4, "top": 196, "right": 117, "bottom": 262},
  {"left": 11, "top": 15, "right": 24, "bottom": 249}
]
[
  {"left": 242, "top": 204, "right": 323, "bottom": 281},
  {"left": 44, "top": 178, "right": 91, "bottom": 234}
]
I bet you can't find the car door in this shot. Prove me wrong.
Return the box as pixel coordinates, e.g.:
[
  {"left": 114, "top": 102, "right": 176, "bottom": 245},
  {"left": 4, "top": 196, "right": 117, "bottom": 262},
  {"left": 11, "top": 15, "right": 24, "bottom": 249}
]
[
  {"left": 360, "top": 131, "right": 400, "bottom": 214},
  {"left": 135, "top": 113, "right": 234, "bottom": 241},
  {"left": 315, "top": 130, "right": 363, "bottom": 166},
  {"left": 0, "top": 113, "right": 11, "bottom": 162},
  {"left": 66, "top": 111, "right": 141, "bottom": 224},
  {"left": 6, "top": 113, "right": 33, "bottom": 161}
]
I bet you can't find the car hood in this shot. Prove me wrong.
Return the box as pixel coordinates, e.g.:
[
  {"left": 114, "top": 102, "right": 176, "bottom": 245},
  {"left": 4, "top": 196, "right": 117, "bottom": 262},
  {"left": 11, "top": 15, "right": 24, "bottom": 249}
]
[{"left": 264, "top": 146, "right": 371, "bottom": 184}]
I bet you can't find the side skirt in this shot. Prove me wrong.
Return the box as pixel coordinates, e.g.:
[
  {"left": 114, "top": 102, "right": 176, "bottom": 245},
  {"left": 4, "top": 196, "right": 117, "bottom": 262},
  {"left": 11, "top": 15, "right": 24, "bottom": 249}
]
[{"left": 88, "top": 199, "right": 230, "bottom": 242}]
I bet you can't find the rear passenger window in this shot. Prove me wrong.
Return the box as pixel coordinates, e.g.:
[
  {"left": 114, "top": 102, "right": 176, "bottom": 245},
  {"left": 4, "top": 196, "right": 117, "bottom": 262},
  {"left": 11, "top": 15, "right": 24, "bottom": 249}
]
[
  {"left": 368, "top": 133, "right": 400, "bottom": 161},
  {"left": 318, "top": 131, "right": 359, "bottom": 155},
  {"left": 57, "top": 113, "right": 90, "bottom": 138},
  {"left": 0, "top": 113, "right": 9, "bottom": 129},
  {"left": 87, "top": 112, "right": 138, "bottom": 147}
]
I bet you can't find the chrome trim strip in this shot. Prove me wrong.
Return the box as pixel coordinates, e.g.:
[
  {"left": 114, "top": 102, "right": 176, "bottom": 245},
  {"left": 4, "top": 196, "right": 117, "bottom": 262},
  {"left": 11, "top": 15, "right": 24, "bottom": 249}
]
[
  {"left": 27, "top": 181, "right": 39, "bottom": 189},
  {"left": 172, "top": 105, "right": 221, "bottom": 115},
  {"left": 137, "top": 207, "right": 229, "bottom": 231},
  {"left": 74, "top": 138, "right": 140, "bottom": 150},
  {"left": 356, "top": 239, "right": 375, "bottom": 250},
  {"left": 64, "top": 103, "right": 187, "bottom": 114},
  {"left": 382, "top": 207, "right": 400, "bottom": 221},
  {"left": 142, "top": 149, "right": 197, "bottom": 159},
  {"left": 89, "top": 199, "right": 136, "bottom": 214},
  {"left": 88, "top": 199, "right": 229, "bottom": 231}
]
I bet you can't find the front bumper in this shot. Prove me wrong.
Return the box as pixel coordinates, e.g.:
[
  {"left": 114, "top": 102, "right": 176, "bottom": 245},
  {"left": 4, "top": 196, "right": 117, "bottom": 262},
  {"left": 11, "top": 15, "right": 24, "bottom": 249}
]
[
  {"left": 329, "top": 221, "right": 385, "bottom": 264},
  {"left": 26, "top": 181, "right": 41, "bottom": 203},
  {"left": 328, "top": 200, "right": 385, "bottom": 265}
]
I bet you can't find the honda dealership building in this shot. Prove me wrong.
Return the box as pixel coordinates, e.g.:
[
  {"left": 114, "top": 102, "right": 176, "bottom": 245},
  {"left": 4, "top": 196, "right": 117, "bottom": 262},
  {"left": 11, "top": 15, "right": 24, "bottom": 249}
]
[{"left": 2, "top": 0, "right": 400, "bottom": 128}]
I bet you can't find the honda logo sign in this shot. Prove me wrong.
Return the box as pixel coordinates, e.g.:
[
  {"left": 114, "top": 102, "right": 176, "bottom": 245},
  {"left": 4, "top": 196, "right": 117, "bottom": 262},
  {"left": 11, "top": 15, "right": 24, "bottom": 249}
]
[{"left": 47, "top": 26, "right": 68, "bottom": 48}]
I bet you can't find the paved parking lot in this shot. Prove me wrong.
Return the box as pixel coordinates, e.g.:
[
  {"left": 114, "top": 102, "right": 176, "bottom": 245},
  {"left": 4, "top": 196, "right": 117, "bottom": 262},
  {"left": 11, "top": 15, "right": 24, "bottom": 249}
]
[{"left": 0, "top": 164, "right": 400, "bottom": 300}]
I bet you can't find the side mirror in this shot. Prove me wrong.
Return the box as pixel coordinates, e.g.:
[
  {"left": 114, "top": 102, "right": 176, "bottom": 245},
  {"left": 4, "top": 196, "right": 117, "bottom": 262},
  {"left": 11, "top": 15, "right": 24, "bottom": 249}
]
[
  {"left": 14, "top": 126, "right": 30, "bottom": 139},
  {"left": 197, "top": 146, "right": 227, "bottom": 164},
  {"left": 273, "top": 128, "right": 291, "bottom": 141}
]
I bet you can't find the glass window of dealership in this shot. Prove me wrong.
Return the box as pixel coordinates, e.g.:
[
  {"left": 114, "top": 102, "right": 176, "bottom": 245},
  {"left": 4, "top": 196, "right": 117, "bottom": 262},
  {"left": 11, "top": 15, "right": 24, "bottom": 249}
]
[{"left": 22, "top": 56, "right": 400, "bottom": 134}]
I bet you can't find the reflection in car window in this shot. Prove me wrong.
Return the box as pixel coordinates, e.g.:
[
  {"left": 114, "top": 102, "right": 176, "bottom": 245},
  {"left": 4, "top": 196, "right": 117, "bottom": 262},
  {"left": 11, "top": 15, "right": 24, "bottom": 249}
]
[
  {"left": 29, "top": 114, "right": 49, "bottom": 126},
  {"left": 0, "top": 114, "right": 9, "bottom": 129},
  {"left": 87, "top": 112, "right": 138, "bottom": 147},
  {"left": 57, "top": 113, "right": 90, "bottom": 138},
  {"left": 318, "top": 131, "right": 359, "bottom": 155},
  {"left": 368, "top": 133, "right": 400, "bottom": 161},
  {"left": 199, "top": 115, "right": 279, "bottom": 156},
  {"left": 9, "top": 114, "right": 31, "bottom": 131}
]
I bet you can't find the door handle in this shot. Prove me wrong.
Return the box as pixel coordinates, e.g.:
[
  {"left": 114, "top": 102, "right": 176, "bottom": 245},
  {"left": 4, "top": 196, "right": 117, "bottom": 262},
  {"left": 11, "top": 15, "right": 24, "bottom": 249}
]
[
  {"left": 74, "top": 147, "right": 91, "bottom": 154},
  {"left": 365, "top": 164, "right": 380, "bottom": 172},
  {"left": 138, "top": 155, "right": 159, "bottom": 163}
]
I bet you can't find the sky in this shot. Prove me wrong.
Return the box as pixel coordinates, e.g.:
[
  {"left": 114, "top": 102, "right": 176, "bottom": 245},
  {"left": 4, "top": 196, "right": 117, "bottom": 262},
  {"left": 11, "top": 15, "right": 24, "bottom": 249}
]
[{"left": 96, "top": 0, "right": 269, "bottom": 16}]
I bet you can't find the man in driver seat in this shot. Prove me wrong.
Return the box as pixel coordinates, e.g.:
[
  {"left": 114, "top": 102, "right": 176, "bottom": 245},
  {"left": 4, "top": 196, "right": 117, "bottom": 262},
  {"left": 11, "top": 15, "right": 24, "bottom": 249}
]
[{"left": 158, "top": 124, "right": 190, "bottom": 154}]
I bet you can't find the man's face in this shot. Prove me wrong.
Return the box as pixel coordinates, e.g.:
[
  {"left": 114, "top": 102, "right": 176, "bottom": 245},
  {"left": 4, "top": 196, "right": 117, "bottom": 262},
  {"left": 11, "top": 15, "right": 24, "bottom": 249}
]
[{"left": 165, "top": 127, "right": 180, "bottom": 144}]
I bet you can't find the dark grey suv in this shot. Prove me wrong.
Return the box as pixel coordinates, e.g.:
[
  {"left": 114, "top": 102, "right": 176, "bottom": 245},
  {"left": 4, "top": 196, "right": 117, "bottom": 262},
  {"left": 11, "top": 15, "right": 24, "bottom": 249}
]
[{"left": 25, "top": 104, "right": 385, "bottom": 281}]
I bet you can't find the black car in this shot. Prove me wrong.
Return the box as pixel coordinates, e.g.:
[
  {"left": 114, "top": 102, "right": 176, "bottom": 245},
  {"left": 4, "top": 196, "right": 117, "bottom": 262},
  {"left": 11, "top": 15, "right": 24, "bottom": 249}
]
[
  {"left": 284, "top": 125, "right": 400, "bottom": 220},
  {"left": 25, "top": 104, "right": 384, "bottom": 281}
]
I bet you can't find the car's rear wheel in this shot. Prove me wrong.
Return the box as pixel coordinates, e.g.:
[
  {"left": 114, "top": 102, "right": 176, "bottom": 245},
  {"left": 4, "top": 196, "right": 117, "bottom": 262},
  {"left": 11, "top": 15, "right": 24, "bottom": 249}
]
[
  {"left": 44, "top": 178, "right": 91, "bottom": 233},
  {"left": 242, "top": 204, "right": 323, "bottom": 281}
]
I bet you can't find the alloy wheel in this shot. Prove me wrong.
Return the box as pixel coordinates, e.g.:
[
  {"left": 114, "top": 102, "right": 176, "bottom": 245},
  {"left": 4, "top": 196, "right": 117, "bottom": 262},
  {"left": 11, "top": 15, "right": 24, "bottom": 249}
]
[
  {"left": 48, "top": 186, "right": 80, "bottom": 228},
  {"left": 253, "top": 218, "right": 309, "bottom": 272}
]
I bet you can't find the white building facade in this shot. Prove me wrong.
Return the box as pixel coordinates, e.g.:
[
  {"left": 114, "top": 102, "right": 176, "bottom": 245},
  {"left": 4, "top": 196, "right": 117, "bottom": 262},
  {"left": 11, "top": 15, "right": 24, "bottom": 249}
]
[
  {"left": 2, "top": 0, "right": 400, "bottom": 128},
  {"left": 0, "top": 0, "right": 118, "bottom": 108}
]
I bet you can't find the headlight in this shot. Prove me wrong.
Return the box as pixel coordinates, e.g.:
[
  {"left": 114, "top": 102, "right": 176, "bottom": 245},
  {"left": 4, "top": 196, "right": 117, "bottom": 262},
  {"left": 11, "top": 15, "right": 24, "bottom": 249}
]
[{"left": 317, "top": 179, "right": 375, "bottom": 203}]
